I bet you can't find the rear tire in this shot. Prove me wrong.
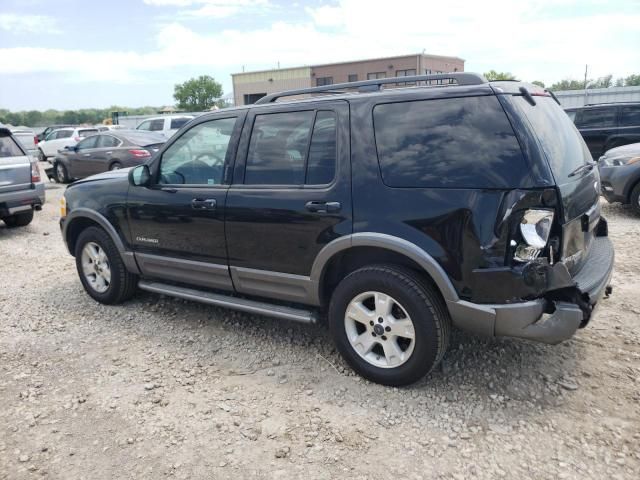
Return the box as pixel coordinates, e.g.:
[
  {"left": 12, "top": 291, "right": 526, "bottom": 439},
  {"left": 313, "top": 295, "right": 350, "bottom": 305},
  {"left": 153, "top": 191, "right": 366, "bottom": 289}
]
[
  {"left": 74, "top": 226, "right": 138, "bottom": 304},
  {"left": 3, "top": 209, "right": 34, "bottom": 228},
  {"left": 109, "top": 162, "right": 122, "bottom": 171},
  {"left": 630, "top": 183, "right": 640, "bottom": 216},
  {"left": 328, "top": 265, "right": 450, "bottom": 386},
  {"left": 54, "top": 162, "right": 69, "bottom": 183}
]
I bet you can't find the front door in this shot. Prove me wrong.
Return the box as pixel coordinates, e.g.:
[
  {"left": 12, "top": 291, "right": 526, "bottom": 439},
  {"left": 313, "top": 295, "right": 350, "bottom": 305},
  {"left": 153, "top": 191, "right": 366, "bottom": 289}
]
[
  {"left": 225, "top": 101, "right": 351, "bottom": 304},
  {"left": 68, "top": 135, "right": 100, "bottom": 178},
  {"left": 127, "top": 114, "right": 244, "bottom": 291}
]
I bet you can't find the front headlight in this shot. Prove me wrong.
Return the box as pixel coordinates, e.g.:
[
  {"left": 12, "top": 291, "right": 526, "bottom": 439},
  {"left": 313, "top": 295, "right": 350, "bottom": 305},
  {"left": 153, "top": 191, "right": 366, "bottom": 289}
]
[{"left": 604, "top": 155, "right": 640, "bottom": 166}]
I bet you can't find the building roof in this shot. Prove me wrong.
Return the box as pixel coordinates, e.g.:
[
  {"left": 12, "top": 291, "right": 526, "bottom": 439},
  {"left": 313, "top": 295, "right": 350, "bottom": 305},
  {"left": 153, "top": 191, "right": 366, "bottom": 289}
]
[{"left": 232, "top": 53, "right": 465, "bottom": 77}]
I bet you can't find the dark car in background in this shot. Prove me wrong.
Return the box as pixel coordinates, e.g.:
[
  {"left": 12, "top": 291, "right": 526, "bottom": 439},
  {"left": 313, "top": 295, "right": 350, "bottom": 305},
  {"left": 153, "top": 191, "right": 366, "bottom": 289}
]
[
  {"left": 51, "top": 130, "right": 165, "bottom": 183},
  {"left": 566, "top": 102, "right": 640, "bottom": 158},
  {"left": 598, "top": 142, "right": 640, "bottom": 214}
]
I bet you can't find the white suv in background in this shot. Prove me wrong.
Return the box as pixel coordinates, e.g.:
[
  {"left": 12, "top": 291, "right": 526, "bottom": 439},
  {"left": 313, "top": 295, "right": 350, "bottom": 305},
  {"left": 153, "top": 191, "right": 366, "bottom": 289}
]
[
  {"left": 135, "top": 115, "right": 194, "bottom": 139},
  {"left": 37, "top": 127, "right": 99, "bottom": 162}
]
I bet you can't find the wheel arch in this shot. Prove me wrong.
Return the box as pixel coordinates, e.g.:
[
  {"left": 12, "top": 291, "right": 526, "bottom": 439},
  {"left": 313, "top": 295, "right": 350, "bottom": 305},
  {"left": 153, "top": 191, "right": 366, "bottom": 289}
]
[
  {"left": 63, "top": 208, "right": 140, "bottom": 274},
  {"left": 311, "top": 233, "right": 459, "bottom": 306}
]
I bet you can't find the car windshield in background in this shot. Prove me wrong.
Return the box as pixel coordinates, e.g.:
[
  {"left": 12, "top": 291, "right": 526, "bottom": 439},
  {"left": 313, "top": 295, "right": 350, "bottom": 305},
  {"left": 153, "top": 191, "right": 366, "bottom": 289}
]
[
  {"left": 78, "top": 129, "right": 98, "bottom": 137},
  {"left": 512, "top": 96, "right": 591, "bottom": 181}
]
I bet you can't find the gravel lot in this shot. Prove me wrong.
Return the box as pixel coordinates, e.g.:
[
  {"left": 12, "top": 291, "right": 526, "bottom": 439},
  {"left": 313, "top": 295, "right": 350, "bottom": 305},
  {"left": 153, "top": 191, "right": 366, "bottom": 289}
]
[{"left": 1, "top": 174, "right": 639, "bottom": 479}]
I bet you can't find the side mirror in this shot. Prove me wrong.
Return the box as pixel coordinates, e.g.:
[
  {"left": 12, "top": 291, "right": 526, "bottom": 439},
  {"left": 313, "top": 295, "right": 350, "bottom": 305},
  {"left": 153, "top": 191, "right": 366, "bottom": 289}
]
[{"left": 129, "top": 164, "right": 151, "bottom": 187}]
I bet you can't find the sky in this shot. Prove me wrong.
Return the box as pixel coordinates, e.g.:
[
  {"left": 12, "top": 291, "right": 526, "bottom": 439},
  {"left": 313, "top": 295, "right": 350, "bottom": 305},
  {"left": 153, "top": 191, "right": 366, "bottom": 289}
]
[{"left": 0, "top": 0, "right": 639, "bottom": 111}]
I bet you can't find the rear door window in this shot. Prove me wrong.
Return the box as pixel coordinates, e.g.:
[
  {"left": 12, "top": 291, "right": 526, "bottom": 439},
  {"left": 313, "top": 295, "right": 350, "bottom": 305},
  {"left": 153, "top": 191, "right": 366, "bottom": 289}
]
[
  {"left": 0, "top": 136, "right": 24, "bottom": 157},
  {"left": 575, "top": 107, "right": 617, "bottom": 128},
  {"left": 620, "top": 106, "right": 640, "bottom": 127},
  {"left": 150, "top": 119, "right": 165, "bottom": 131},
  {"left": 373, "top": 96, "right": 528, "bottom": 188},
  {"left": 97, "top": 135, "right": 120, "bottom": 148},
  {"left": 77, "top": 136, "right": 99, "bottom": 150},
  {"left": 170, "top": 117, "right": 191, "bottom": 129},
  {"left": 306, "top": 111, "right": 337, "bottom": 185},
  {"left": 511, "top": 96, "right": 592, "bottom": 181},
  {"left": 56, "top": 130, "right": 73, "bottom": 139}
]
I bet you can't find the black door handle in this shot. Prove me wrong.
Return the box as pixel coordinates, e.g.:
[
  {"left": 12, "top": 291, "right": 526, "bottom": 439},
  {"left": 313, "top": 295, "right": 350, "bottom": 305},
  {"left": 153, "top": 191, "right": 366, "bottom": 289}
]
[
  {"left": 191, "top": 198, "right": 217, "bottom": 210},
  {"left": 305, "top": 201, "right": 341, "bottom": 213}
]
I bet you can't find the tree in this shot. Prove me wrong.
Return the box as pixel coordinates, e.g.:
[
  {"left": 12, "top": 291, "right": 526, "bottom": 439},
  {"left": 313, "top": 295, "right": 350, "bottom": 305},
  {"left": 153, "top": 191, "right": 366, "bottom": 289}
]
[
  {"left": 531, "top": 80, "right": 545, "bottom": 88},
  {"left": 484, "top": 70, "right": 516, "bottom": 81},
  {"left": 615, "top": 77, "right": 624, "bottom": 87},
  {"left": 625, "top": 74, "right": 640, "bottom": 86},
  {"left": 173, "top": 75, "right": 223, "bottom": 111},
  {"left": 588, "top": 75, "right": 613, "bottom": 89},
  {"left": 549, "top": 79, "right": 587, "bottom": 91}
]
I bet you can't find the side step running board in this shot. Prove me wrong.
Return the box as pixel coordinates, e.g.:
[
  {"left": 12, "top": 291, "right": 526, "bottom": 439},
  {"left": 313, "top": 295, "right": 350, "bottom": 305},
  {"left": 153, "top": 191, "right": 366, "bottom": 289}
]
[{"left": 138, "top": 280, "right": 318, "bottom": 324}]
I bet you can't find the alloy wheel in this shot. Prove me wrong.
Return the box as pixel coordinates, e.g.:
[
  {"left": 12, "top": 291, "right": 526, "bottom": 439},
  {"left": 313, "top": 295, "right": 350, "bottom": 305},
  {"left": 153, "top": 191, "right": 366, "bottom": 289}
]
[{"left": 81, "top": 242, "right": 111, "bottom": 293}]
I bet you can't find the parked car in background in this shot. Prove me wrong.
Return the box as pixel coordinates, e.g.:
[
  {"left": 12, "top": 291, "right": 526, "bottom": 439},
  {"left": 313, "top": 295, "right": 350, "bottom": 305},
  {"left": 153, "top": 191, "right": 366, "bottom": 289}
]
[
  {"left": 60, "top": 74, "right": 614, "bottom": 386},
  {"left": 566, "top": 102, "right": 640, "bottom": 158},
  {"left": 135, "top": 115, "right": 193, "bottom": 139},
  {"left": 37, "top": 127, "right": 99, "bottom": 161},
  {"left": 36, "top": 124, "right": 74, "bottom": 143},
  {"left": 9, "top": 126, "right": 38, "bottom": 159},
  {"left": 52, "top": 130, "right": 165, "bottom": 183},
  {"left": 598, "top": 142, "right": 640, "bottom": 214},
  {"left": 0, "top": 125, "right": 44, "bottom": 227}
]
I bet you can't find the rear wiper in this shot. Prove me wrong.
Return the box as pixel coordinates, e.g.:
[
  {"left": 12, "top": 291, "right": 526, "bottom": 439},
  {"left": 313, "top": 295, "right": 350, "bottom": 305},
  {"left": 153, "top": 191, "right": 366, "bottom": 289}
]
[{"left": 568, "top": 162, "right": 595, "bottom": 177}]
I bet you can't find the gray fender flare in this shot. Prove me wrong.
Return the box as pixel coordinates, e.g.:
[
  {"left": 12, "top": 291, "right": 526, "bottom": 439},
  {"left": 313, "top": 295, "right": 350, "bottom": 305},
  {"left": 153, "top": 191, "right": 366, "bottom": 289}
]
[{"left": 309, "top": 233, "right": 460, "bottom": 304}]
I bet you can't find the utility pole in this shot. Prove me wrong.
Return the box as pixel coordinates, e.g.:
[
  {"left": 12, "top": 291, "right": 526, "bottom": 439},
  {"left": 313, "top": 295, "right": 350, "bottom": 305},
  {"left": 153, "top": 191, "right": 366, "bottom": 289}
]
[{"left": 583, "top": 64, "right": 588, "bottom": 106}]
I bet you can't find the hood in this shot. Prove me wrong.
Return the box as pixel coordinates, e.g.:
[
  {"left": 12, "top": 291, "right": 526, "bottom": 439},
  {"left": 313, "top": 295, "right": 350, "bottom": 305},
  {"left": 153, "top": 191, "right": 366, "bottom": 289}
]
[
  {"left": 70, "top": 167, "right": 132, "bottom": 185},
  {"left": 602, "top": 142, "right": 640, "bottom": 158}
]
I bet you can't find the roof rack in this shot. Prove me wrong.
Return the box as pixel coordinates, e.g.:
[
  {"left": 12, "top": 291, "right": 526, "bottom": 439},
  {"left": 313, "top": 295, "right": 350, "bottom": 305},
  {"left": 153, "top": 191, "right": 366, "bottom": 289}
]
[{"left": 255, "top": 72, "right": 488, "bottom": 105}]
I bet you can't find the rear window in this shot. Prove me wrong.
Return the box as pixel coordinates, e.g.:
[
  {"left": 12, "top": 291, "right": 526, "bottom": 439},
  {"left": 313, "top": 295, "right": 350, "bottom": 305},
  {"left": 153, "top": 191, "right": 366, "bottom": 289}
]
[
  {"left": 78, "top": 129, "right": 98, "bottom": 137},
  {"left": 170, "top": 117, "right": 191, "bottom": 129},
  {"left": 0, "top": 135, "right": 24, "bottom": 157},
  {"left": 620, "top": 106, "right": 640, "bottom": 127},
  {"left": 373, "top": 96, "right": 528, "bottom": 188},
  {"left": 512, "top": 96, "right": 591, "bottom": 180},
  {"left": 575, "top": 107, "right": 617, "bottom": 128}
]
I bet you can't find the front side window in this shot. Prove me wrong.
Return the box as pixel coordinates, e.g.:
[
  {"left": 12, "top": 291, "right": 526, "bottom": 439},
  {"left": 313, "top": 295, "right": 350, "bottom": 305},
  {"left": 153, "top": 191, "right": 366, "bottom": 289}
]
[
  {"left": 245, "top": 111, "right": 314, "bottom": 185},
  {"left": 373, "top": 96, "right": 528, "bottom": 189},
  {"left": 77, "top": 136, "right": 98, "bottom": 150},
  {"left": 620, "top": 106, "right": 640, "bottom": 127},
  {"left": 137, "top": 120, "right": 151, "bottom": 131},
  {"left": 0, "top": 136, "right": 24, "bottom": 157},
  {"left": 576, "top": 108, "right": 617, "bottom": 128},
  {"left": 158, "top": 117, "right": 236, "bottom": 185},
  {"left": 149, "top": 119, "right": 165, "bottom": 131}
]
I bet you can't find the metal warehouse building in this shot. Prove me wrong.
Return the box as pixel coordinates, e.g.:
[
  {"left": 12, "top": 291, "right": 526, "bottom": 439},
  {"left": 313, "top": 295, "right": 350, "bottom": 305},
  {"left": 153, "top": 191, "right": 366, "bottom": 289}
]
[{"left": 232, "top": 53, "right": 465, "bottom": 106}]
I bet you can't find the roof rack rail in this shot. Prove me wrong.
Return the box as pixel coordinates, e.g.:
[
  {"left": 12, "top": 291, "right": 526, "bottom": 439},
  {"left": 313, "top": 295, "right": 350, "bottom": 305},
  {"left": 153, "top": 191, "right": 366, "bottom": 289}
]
[{"left": 255, "top": 72, "right": 488, "bottom": 105}]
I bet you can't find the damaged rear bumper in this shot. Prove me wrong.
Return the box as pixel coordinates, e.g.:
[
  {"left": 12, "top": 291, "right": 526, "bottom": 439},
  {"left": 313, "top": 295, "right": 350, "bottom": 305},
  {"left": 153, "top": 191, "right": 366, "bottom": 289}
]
[{"left": 448, "top": 236, "right": 614, "bottom": 344}]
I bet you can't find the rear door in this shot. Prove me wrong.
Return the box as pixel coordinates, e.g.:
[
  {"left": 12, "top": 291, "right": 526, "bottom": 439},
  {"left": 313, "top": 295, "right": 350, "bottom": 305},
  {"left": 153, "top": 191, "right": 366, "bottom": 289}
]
[
  {"left": 575, "top": 106, "right": 618, "bottom": 158},
  {"left": 0, "top": 131, "right": 30, "bottom": 195},
  {"left": 618, "top": 105, "right": 640, "bottom": 146},
  {"left": 225, "top": 101, "right": 351, "bottom": 304}
]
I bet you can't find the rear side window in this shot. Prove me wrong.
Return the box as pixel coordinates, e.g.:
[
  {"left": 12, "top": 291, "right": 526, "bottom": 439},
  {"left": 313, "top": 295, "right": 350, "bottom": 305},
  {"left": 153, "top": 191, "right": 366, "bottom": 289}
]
[
  {"left": 56, "top": 130, "right": 73, "bottom": 139},
  {"left": 373, "top": 96, "right": 528, "bottom": 188},
  {"left": 620, "top": 106, "right": 640, "bottom": 127},
  {"left": 576, "top": 108, "right": 617, "bottom": 128},
  {"left": 170, "top": 117, "right": 191, "bottom": 129},
  {"left": 512, "top": 96, "right": 591, "bottom": 180},
  {"left": 0, "top": 136, "right": 24, "bottom": 157},
  {"left": 245, "top": 111, "right": 314, "bottom": 185}
]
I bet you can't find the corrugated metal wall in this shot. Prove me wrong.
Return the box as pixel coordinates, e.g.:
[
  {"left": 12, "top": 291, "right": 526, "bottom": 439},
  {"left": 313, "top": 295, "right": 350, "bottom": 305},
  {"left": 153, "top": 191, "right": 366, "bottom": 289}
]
[{"left": 555, "top": 86, "right": 640, "bottom": 108}]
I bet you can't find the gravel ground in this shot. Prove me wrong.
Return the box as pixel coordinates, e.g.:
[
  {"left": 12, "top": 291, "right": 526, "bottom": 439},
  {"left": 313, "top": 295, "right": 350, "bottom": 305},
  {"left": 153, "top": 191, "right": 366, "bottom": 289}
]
[{"left": 1, "top": 175, "right": 639, "bottom": 479}]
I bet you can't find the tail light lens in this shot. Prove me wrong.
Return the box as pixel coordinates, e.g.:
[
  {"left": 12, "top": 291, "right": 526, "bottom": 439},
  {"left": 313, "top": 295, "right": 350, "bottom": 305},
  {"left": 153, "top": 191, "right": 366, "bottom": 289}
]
[
  {"left": 34, "top": 135, "right": 39, "bottom": 144},
  {"left": 514, "top": 209, "right": 554, "bottom": 262},
  {"left": 74, "top": 136, "right": 81, "bottom": 142},
  {"left": 129, "top": 149, "right": 151, "bottom": 158},
  {"left": 30, "top": 160, "right": 41, "bottom": 183}
]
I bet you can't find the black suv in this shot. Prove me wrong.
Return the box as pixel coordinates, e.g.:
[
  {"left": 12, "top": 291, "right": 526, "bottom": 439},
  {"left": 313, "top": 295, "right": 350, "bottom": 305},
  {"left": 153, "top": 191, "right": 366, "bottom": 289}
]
[
  {"left": 60, "top": 73, "right": 614, "bottom": 386},
  {"left": 566, "top": 102, "right": 640, "bottom": 159}
]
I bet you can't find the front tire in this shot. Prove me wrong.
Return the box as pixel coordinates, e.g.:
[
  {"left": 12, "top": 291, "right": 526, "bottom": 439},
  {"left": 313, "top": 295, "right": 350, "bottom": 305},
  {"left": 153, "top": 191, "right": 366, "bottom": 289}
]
[
  {"left": 328, "top": 265, "right": 450, "bottom": 386},
  {"left": 54, "top": 162, "right": 69, "bottom": 183},
  {"left": 74, "top": 226, "right": 138, "bottom": 304},
  {"left": 109, "top": 162, "right": 122, "bottom": 171},
  {"left": 3, "top": 209, "right": 34, "bottom": 228}
]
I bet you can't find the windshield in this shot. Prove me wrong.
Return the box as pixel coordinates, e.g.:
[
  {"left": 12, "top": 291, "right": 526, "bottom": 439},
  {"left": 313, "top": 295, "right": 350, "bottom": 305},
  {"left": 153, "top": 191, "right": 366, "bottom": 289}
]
[{"left": 512, "top": 96, "right": 592, "bottom": 182}]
